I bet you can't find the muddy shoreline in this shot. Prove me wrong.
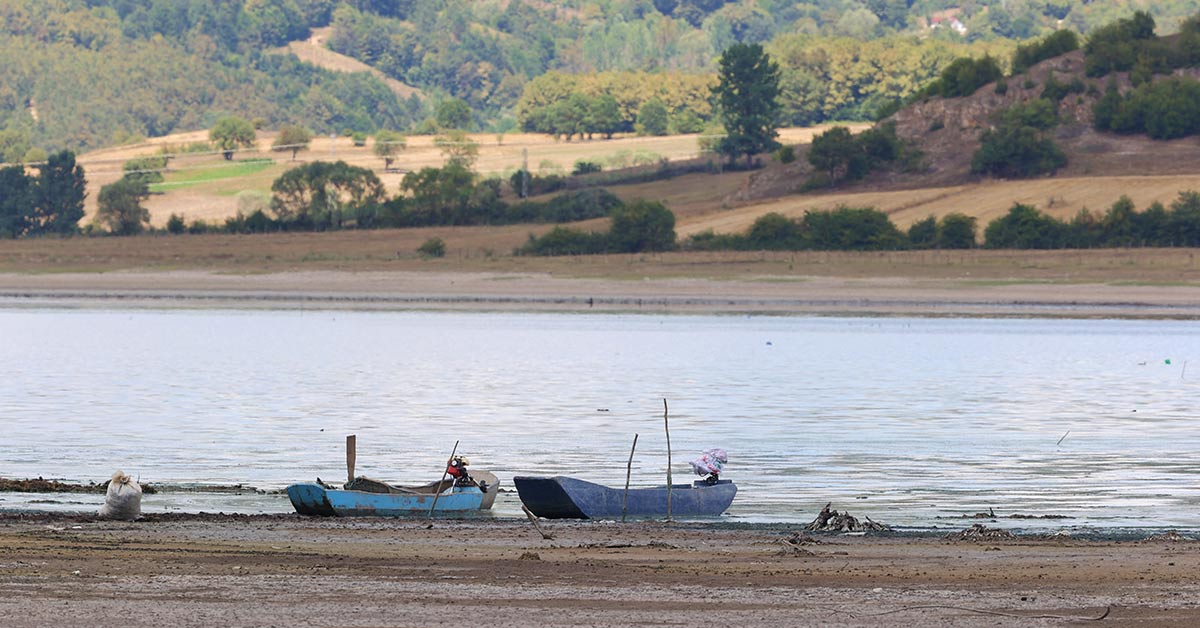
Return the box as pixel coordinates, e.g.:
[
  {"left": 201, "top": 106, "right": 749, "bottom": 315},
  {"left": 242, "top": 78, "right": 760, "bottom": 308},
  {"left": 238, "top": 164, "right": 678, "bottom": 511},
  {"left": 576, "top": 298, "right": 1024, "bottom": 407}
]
[
  {"left": 1, "top": 512, "right": 1197, "bottom": 626},
  {"left": 3, "top": 269, "right": 1200, "bottom": 318}
]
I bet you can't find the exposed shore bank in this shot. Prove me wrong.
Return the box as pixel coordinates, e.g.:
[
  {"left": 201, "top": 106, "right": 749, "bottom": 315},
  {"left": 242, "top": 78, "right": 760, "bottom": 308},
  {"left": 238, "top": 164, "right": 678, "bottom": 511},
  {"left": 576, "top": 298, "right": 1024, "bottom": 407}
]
[
  {"left": 0, "top": 513, "right": 1195, "bottom": 627},
  {"left": 3, "top": 269, "right": 1200, "bottom": 318}
]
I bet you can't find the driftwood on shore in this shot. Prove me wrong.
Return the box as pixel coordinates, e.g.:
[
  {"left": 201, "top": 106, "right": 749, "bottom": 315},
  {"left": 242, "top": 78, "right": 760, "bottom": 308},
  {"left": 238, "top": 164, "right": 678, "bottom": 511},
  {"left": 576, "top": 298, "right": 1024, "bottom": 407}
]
[
  {"left": 805, "top": 503, "right": 891, "bottom": 532},
  {"left": 945, "top": 524, "right": 1016, "bottom": 541}
]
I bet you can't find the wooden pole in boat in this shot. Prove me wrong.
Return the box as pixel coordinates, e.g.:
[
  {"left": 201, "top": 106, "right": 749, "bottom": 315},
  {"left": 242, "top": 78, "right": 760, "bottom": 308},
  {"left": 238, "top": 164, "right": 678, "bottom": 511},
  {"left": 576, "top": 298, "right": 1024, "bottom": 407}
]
[
  {"left": 663, "top": 398, "right": 672, "bottom": 522},
  {"left": 346, "top": 435, "right": 356, "bottom": 485},
  {"left": 428, "top": 440, "right": 459, "bottom": 519},
  {"left": 622, "top": 433, "right": 639, "bottom": 523}
]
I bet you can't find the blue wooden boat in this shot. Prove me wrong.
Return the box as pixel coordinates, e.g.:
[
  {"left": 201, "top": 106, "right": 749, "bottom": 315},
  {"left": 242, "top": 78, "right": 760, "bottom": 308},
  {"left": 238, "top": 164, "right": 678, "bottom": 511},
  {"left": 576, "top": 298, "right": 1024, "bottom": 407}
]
[
  {"left": 288, "top": 471, "right": 499, "bottom": 517},
  {"left": 513, "top": 476, "right": 736, "bottom": 519}
]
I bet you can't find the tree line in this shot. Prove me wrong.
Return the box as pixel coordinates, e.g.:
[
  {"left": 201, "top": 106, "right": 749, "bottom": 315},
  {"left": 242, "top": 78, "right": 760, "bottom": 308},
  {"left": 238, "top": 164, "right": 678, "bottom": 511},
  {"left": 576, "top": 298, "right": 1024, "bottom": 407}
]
[{"left": 684, "top": 192, "right": 1200, "bottom": 253}]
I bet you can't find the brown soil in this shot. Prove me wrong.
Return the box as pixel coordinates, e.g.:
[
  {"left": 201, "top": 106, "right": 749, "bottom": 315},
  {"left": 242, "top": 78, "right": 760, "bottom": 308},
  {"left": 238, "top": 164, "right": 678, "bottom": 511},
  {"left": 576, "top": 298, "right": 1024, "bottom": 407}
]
[{"left": 0, "top": 513, "right": 1194, "bottom": 627}]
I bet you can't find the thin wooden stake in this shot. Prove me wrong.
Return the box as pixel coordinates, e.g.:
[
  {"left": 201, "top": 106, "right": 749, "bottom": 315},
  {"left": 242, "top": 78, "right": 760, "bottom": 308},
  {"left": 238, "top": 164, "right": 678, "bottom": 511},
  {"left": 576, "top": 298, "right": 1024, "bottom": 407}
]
[
  {"left": 346, "top": 435, "right": 357, "bottom": 485},
  {"left": 522, "top": 505, "right": 555, "bottom": 540},
  {"left": 428, "top": 440, "right": 459, "bottom": 519},
  {"left": 1056, "top": 430, "right": 1070, "bottom": 447},
  {"left": 663, "top": 398, "right": 672, "bottom": 522},
  {"left": 622, "top": 433, "right": 639, "bottom": 523}
]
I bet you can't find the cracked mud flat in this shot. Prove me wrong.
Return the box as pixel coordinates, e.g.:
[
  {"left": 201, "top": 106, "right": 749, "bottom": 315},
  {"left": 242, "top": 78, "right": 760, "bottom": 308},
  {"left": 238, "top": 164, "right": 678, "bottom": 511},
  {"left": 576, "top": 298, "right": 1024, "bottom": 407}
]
[{"left": 0, "top": 514, "right": 1197, "bottom": 626}]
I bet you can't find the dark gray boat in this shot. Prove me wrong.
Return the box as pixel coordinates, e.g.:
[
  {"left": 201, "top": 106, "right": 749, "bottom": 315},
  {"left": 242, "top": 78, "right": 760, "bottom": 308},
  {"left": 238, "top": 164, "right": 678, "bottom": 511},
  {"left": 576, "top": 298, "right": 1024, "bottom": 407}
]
[{"left": 513, "top": 475, "right": 737, "bottom": 519}]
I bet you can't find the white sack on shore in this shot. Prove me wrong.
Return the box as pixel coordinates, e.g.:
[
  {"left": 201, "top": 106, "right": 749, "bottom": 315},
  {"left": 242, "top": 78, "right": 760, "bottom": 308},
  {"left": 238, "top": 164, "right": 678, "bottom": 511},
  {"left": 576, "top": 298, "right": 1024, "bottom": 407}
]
[{"left": 97, "top": 471, "right": 142, "bottom": 521}]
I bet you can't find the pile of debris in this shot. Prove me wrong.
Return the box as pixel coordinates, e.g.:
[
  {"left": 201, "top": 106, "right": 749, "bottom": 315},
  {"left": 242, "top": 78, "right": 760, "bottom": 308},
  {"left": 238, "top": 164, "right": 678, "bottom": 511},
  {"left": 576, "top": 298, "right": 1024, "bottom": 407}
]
[
  {"left": 1141, "top": 530, "right": 1196, "bottom": 543},
  {"left": 945, "top": 524, "right": 1015, "bottom": 541},
  {"left": 805, "top": 503, "right": 891, "bottom": 532}
]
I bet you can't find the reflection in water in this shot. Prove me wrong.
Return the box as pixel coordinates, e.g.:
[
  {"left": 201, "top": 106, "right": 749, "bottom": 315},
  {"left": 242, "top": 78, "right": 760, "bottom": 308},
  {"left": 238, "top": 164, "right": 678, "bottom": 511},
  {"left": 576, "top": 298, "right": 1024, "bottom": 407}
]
[{"left": 2, "top": 310, "right": 1198, "bottom": 527}]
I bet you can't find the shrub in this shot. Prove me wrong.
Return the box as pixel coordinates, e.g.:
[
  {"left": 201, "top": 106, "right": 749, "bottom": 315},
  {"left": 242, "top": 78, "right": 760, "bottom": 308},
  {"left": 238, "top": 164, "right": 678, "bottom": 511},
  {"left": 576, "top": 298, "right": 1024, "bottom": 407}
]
[
  {"left": 506, "top": 188, "right": 623, "bottom": 224},
  {"left": 517, "top": 227, "right": 608, "bottom": 256},
  {"left": 122, "top": 155, "right": 168, "bottom": 186},
  {"left": 166, "top": 213, "right": 185, "bottom": 234},
  {"left": 874, "top": 98, "right": 903, "bottom": 121},
  {"left": 983, "top": 203, "right": 1065, "bottom": 248},
  {"left": 572, "top": 160, "right": 602, "bottom": 175},
  {"left": 1095, "top": 77, "right": 1200, "bottom": 140},
  {"left": 1040, "top": 75, "right": 1086, "bottom": 102},
  {"left": 776, "top": 146, "right": 796, "bottom": 164},
  {"left": 1012, "top": 30, "right": 1080, "bottom": 75},
  {"left": 972, "top": 123, "right": 1066, "bottom": 179},
  {"left": 608, "top": 200, "right": 676, "bottom": 253},
  {"left": 908, "top": 215, "right": 937, "bottom": 248},
  {"left": 1002, "top": 99, "right": 1058, "bottom": 130},
  {"left": 807, "top": 123, "right": 903, "bottom": 186},
  {"left": 684, "top": 230, "right": 749, "bottom": 251},
  {"left": 805, "top": 206, "right": 903, "bottom": 250},
  {"left": 1084, "top": 11, "right": 1158, "bottom": 77},
  {"left": 932, "top": 56, "right": 1003, "bottom": 98},
  {"left": 938, "top": 213, "right": 978, "bottom": 248},
  {"left": 747, "top": 212, "right": 804, "bottom": 249},
  {"left": 418, "top": 237, "right": 446, "bottom": 258}
]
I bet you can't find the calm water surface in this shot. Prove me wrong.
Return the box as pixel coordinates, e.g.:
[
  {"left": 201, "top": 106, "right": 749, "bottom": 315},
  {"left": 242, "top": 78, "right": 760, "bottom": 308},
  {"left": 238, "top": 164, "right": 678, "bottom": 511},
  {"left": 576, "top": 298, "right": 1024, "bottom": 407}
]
[{"left": 2, "top": 309, "right": 1197, "bottom": 528}]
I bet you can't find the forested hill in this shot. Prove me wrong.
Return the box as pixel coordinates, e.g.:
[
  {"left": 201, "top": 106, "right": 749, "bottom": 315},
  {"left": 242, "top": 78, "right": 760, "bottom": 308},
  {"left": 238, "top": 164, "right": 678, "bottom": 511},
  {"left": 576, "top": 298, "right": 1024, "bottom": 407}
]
[{"left": 2, "top": 0, "right": 1199, "bottom": 161}]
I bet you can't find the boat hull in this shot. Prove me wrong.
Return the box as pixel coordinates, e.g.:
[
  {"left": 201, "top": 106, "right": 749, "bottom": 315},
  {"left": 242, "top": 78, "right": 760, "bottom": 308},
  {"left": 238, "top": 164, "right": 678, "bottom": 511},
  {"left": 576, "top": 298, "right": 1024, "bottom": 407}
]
[
  {"left": 287, "top": 481, "right": 497, "bottom": 517},
  {"left": 513, "top": 476, "right": 736, "bottom": 520}
]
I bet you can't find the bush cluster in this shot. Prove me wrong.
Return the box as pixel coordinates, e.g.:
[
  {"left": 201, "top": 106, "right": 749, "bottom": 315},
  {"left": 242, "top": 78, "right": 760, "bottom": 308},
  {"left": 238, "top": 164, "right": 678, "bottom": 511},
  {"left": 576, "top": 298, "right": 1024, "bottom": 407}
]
[
  {"left": 1093, "top": 77, "right": 1200, "bottom": 140},
  {"left": 806, "top": 123, "right": 906, "bottom": 187},
  {"left": 1012, "top": 30, "right": 1080, "bottom": 75},
  {"left": 684, "top": 192, "right": 1200, "bottom": 253},
  {"left": 518, "top": 200, "right": 676, "bottom": 256},
  {"left": 972, "top": 101, "right": 1066, "bottom": 179},
  {"left": 921, "top": 56, "right": 1004, "bottom": 99}
]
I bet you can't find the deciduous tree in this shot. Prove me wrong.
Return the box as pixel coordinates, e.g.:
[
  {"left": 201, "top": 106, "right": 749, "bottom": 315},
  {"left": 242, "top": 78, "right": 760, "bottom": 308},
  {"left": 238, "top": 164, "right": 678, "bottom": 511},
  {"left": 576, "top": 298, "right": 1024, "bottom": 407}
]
[
  {"left": 272, "top": 125, "right": 313, "bottom": 161},
  {"left": 210, "top": 116, "right": 257, "bottom": 160},
  {"left": 96, "top": 177, "right": 150, "bottom": 235},
  {"left": 373, "top": 130, "right": 406, "bottom": 171}
]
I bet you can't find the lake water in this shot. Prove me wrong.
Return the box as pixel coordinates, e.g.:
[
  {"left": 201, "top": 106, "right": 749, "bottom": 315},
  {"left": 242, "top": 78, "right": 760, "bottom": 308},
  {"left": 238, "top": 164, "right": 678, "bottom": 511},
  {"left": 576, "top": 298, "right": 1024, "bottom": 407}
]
[{"left": 2, "top": 308, "right": 1198, "bottom": 529}]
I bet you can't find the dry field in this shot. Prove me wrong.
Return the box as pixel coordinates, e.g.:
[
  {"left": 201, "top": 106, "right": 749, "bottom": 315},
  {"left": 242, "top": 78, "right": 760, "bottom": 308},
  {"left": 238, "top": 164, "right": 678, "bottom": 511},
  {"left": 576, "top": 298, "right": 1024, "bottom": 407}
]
[{"left": 75, "top": 126, "right": 850, "bottom": 228}]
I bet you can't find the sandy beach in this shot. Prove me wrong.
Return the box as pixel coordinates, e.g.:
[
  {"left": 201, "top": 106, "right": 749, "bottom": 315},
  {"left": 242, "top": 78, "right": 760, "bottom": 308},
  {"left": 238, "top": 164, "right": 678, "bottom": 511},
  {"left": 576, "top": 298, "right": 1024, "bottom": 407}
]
[{"left": 0, "top": 513, "right": 1196, "bottom": 627}]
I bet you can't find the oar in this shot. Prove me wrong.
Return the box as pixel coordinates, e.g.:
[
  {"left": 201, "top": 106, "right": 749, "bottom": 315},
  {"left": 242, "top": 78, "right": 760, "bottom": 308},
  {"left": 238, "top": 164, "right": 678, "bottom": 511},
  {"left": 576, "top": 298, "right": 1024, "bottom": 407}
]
[
  {"left": 664, "top": 398, "right": 672, "bottom": 522},
  {"left": 427, "top": 440, "right": 460, "bottom": 519},
  {"left": 622, "top": 433, "right": 639, "bottom": 523}
]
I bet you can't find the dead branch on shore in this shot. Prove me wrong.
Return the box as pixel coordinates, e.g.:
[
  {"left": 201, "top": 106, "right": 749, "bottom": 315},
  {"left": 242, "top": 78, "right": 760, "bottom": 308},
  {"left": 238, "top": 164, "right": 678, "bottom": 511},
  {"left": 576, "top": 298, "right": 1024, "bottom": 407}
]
[{"left": 805, "top": 503, "right": 891, "bottom": 532}]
